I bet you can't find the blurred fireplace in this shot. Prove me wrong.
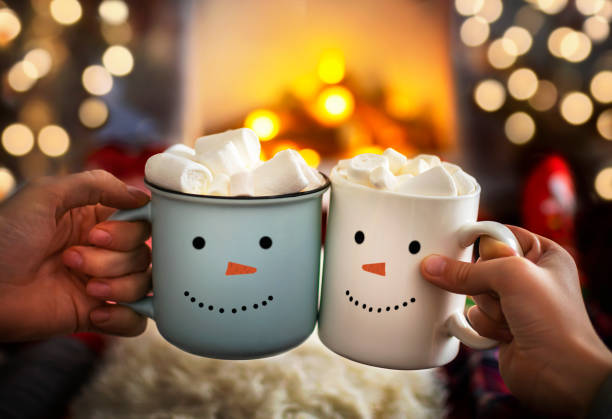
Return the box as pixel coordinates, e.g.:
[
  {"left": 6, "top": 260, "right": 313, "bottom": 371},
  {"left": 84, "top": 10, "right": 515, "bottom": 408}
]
[{"left": 179, "top": 0, "right": 455, "bottom": 166}]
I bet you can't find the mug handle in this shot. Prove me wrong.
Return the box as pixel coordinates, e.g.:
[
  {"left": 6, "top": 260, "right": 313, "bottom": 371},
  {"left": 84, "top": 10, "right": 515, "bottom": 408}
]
[
  {"left": 444, "top": 221, "right": 524, "bottom": 350},
  {"left": 108, "top": 203, "right": 155, "bottom": 319}
]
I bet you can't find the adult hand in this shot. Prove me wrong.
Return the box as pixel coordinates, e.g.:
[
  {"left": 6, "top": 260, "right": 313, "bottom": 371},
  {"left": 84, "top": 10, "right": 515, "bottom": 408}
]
[
  {"left": 420, "top": 225, "right": 612, "bottom": 416},
  {"left": 0, "top": 170, "right": 151, "bottom": 341}
]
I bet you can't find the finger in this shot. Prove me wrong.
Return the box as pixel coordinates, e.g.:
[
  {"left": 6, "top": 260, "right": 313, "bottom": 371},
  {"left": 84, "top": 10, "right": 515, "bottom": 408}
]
[
  {"left": 467, "top": 305, "right": 513, "bottom": 343},
  {"left": 421, "top": 253, "right": 534, "bottom": 295},
  {"left": 88, "top": 220, "right": 151, "bottom": 251},
  {"left": 89, "top": 304, "right": 147, "bottom": 337},
  {"left": 63, "top": 244, "right": 151, "bottom": 278},
  {"left": 47, "top": 170, "right": 149, "bottom": 220},
  {"left": 86, "top": 269, "right": 152, "bottom": 303},
  {"left": 504, "top": 225, "right": 543, "bottom": 263},
  {"left": 479, "top": 236, "right": 518, "bottom": 261},
  {"left": 472, "top": 293, "right": 506, "bottom": 324}
]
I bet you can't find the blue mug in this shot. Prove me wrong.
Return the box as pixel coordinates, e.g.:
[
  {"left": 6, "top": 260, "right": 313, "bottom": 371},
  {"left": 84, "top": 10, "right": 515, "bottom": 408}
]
[{"left": 111, "top": 177, "right": 330, "bottom": 359}]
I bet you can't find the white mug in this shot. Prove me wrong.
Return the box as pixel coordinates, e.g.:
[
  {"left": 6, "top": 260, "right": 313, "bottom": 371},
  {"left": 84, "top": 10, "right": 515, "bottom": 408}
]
[{"left": 318, "top": 176, "right": 523, "bottom": 370}]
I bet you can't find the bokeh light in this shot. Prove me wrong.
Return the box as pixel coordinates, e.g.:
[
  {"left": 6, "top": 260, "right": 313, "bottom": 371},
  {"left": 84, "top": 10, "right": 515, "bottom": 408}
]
[
  {"left": 82, "top": 65, "right": 113, "bottom": 96},
  {"left": 385, "top": 93, "right": 420, "bottom": 119},
  {"left": 38, "top": 125, "right": 70, "bottom": 157},
  {"left": 19, "top": 99, "right": 54, "bottom": 130},
  {"left": 599, "top": 0, "right": 612, "bottom": 18},
  {"left": 560, "top": 92, "right": 593, "bottom": 125},
  {"left": 487, "top": 38, "right": 517, "bottom": 69},
  {"left": 576, "top": 0, "right": 605, "bottom": 15},
  {"left": 24, "top": 48, "right": 52, "bottom": 79},
  {"left": 101, "top": 21, "right": 132, "bottom": 44},
  {"left": 102, "top": 45, "right": 134, "bottom": 76},
  {"left": 560, "top": 31, "right": 592, "bottom": 62},
  {"left": 79, "top": 98, "right": 109, "bottom": 129},
  {"left": 583, "top": 15, "right": 610, "bottom": 42},
  {"left": 597, "top": 109, "right": 612, "bottom": 140},
  {"left": 49, "top": 0, "right": 82, "bottom": 26},
  {"left": 2, "top": 123, "right": 34, "bottom": 156},
  {"left": 537, "top": 0, "right": 568, "bottom": 14},
  {"left": 271, "top": 141, "right": 298, "bottom": 156},
  {"left": 594, "top": 167, "right": 612, "bottom": 200},
  {"left": 455, "top": 0, "right": 484, "bottom": 16},
  {"left": 291, "top": 75, "right": 320, "bottom": 101},
  {"left": 460, "top": 16, "right": 490, "bottom": 47},
  {"left": 505, "top": 112, "right": 536, "bottom": 144},
  {"left": 317, "top": 50, "right": 345, "bottom": 84},
  {"left": 244, "top": 110, "right": 280, "bottom": 141},
  {"left": 315, "top": 86, "right": 355, "bottom": 125},
  {"left": 528, "top": 80, "right": 558, "bottom": 111},
  {"left": 591, "top": 71, "right": 612, "bottom": 103},
  {"left": 0, "top": 8, "right": 21, "bottom": 46},
  {"left": 7, "top": 61, "right": 38, "bottom": 92},
  {"left": 476, "top": 0, "right": 503, "bottom": 23},
  {"left": 548, "top": 27, "right": 573, "bottom": 57},
  {"left": 98, "top": 0, "right": 129, "bottom": 25},
  {"left": 508, "top": 68, "right": 538, "bottom": 100},
  {"left": 299, "top": 149, "right": 321, "bottom": 168},
  {"left": 474, "top": 79, "right": 506, "bottom": 111},
  {"left": 0, "top": 167, "right": 15, "bottom": 201},
  {"left": 354, "top": 145, "right": 384, "bottom": 156},
  {"left": 504, "top": 26, "right": 533, "bottom": 55}
]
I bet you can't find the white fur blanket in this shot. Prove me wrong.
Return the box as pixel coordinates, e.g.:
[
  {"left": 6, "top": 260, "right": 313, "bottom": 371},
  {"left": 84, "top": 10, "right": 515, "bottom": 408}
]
[{"left": 71, "top": 322, "right": 447, "bottom": 418}]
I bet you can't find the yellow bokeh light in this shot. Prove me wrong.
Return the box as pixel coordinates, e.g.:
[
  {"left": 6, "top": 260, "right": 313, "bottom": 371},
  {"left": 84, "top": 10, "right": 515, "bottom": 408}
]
[
  {"left": 597, "top": 109, "right": 612, "bottom": 140},
  {"left": 0, "top": 167, "right": 16, "bottom": 201},
  {"left": 583, "top": 16, "right": 609, "bottom": 42},
  {"left": 529, "top": 80, "right": 558, "bottom": 111},
  {"left": 560, "top": 92, "right": 593, "bottom": 125},
  {"left": 504, "top": 26, "right": 533, "bottom": 55},
  {"left": 474, "top": 79, "right": 506, "bottom": 112},
  {"left": 317, "top": 50, "right": 345, "bottom": 85},
  {"left": 49, "top": 0, "right": 82, "bottom": 26},
  {"left": 79, "top": 98, "right": 109, "bottom": 129},
  {"left": 2, "top": 123, "right": 34, "bottom": 156},
  {"left": 292, "top": 75, "right": 320, "bottom": 101},
  {"left": 476, "top": 0, "right": 503, "bottom": 23},
  {"left": 487, "top": 38, "right": 517, "bottom": 69},
  {"left": 591, "top": 71, "right": 612, "bottom": 103},
  {"left": 508, "top": 68, "right": 538, "bottom": 100},
  {"left": 38, "top": 125, "right": 70, "bottom": 157},
  {"left": 102, "top": 45, "right": 134, "bottom": 76},
  {"left": 385, "top": 93, "right": 421, "bottom": 119},
  {"left": 594, "top": 167, "right": 612, "bottom": 200},
  {"left": 0, "top": 8, "right": 21, "bottom": 45},
  {"left": 460, "top": 16, "right": 490, "bottom": 47},
  {"left": 82, "top": 65, "right": 113, "bottom": 96},
  {"left": 244, "top": 110, "right": 280, "bottom": 141},
  {"left": 505, "top": 112, "right": 536, "bottom": 145},
  {"left": 7, "top": 61, "right": 38, "bottom": 92},
  {"left": 315, "top": 86, "right": 355, "bottom": 125},
  {"left": 537, "top": 0, "right": 568, "bottom": 14},
  {"left": 24, "top": 48, "right": 52, "bottom": 79},
  {"left": 271, "top": 141, "right": 297, "bottom": 156},
  {"left": 19, "top": 99, "right": 54, "bottom": 130},
  {"left": 599, "top": 0, "right": 612, "bottom": 18},
  {"left": 560, "top": 31, "right": 592, "bottom": 62},
  {"left": 299, "top": 148, "right": 321, "bottom": 168},
  {"left": 576, "top": 0, "right": 605, "bottom": 15},
  {"left": 101, "top": 21, "right": 133, "bottom": 44},
  {"left": 548, "top": 27, "right": 573, "bottom": 57},
  {"left": 98, "top": 0, "right": 129, "bottom": 25},
  {"left": 354, "top": 145, "right": 384, "bottom": 156},
  {"left": 455, "top": 0, "right": 484, "bottom": 16}
]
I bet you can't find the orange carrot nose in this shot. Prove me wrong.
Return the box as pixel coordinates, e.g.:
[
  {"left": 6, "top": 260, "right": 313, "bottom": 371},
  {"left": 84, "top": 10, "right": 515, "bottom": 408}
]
[
  {"left": 362, "top": 262, "right": 386, "bottom": 276},
  {"left": 225, "top": 262, "right": 257, "bottom": 276}
]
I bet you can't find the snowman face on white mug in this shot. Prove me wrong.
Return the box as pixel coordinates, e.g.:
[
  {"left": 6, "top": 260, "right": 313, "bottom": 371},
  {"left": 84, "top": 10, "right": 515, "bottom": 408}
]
[{"left": 341, "top": 227, "right": 422, "bottom": 314}]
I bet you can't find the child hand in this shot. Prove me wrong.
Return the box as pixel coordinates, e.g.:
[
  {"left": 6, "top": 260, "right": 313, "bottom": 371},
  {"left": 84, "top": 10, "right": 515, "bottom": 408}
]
[{"left": 420, "top": 225, "right": 612, "bottom": 416}]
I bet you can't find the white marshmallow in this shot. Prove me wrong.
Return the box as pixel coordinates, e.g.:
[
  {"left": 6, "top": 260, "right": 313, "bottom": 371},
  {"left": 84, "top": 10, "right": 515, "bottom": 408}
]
[
  {"left": 195, "top": 128, "right": 261, "bottom": 170},
  {"left": 394, "top": 166, "right": 457, "bottom": 197},
  {"left": 452, "top": 170, "right": 477, "bottom": 195},
  {"left": 441, "top": 162, "right": 461, "bottom": 174},
  {"left": 417, "top": 154, "right": 442, "bottom": 167},
  {"left": 370, "top": 166, "right": 398, "bottom": 189},
  {"left": 197, "top": 141, "right": 246, "bottom": 177},
  {"left": 399, "top": 158, "right": 430, "bottom": 176},
  {"left": 145, "top": 153, "right": 212, "bottom": 195},
  {"left": 295, "top": 157, "right": 324, "bottom": 190},
  {"left": 165, "top": 144, "right": 196, "bottom": 160},
  {"left": 347, "top": 153, "right": 389, "bottom": 186},
  {"left": 383, "top": 148, "right": 408, "bottom": 174},
  {"left": 207, "top": 173, "right": 230, "bottom": 196},
  {"left": 253, "top": 149, "right": 309, "bottom": 195},
  {"left": 230, "top": 171, "right": 255, "bottom": 196}
]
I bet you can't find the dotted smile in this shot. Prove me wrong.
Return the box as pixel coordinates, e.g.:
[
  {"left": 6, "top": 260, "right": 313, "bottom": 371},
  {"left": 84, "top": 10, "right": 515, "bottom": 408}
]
[
  {"left": 183, "top": 291, "right": 274, "bottom": 314},
  {"left": 345, "top": 289, "right": 415, "bottom": 313}
]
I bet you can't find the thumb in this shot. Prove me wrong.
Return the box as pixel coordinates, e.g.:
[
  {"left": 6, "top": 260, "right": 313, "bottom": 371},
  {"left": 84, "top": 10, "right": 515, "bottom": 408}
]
[
  {"left": 420, "top": 254, "right": 519, "bottom": 296},
  {"left": 47, "top": 170, "right": 149, "bottom": 220}
]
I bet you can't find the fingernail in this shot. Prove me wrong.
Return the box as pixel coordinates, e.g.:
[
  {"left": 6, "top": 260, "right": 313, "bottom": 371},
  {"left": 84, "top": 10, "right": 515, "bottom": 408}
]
[
  {"left": 127, "top": 185, "right": 149, "bottom": 202},
  {"left": 63, "top": 250, "right": 83, "bottom": 269},
  {"left": 87, "top": 282, "right": 112, "bottom": 299},
  {"left": 90, "top": 229, "right": 111, "bottom": 246},
  {"left": 90, "top": 308, "right": 111, "bottom": 323},
  {"left": 423, "top": 255, "right": 447, "bottom": 276}
]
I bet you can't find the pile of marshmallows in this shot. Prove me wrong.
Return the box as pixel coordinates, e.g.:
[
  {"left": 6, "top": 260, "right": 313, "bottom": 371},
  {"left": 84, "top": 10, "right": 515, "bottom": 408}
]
[
  {"left": 145, "top": 128, "right": 324, "bottom": 196},
  {"left": 332, "top": 149, "right": 478, "bottom": 196}
]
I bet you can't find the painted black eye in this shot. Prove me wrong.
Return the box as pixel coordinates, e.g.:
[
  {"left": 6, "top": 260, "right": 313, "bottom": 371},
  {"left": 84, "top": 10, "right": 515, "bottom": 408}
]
[
  {"left": 354, "top": 231, "right": 365, "bottom": 244},
  {"left": 409, "top": 240, "right": 421, "bottom": 254},
  {"left": 259, "top": 236, "right": 272, "bottom": 249},
  {"left": 192, "top": 236, "right": 205, "bottom": 249}
]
